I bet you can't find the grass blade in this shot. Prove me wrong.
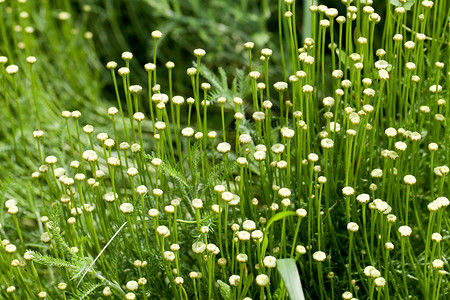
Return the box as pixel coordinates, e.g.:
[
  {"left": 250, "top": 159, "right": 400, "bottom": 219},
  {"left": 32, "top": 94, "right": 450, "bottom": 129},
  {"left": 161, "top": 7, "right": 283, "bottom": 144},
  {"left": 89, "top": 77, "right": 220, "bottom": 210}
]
[{"left": 276, "top": 258, "right": 305, "bottom": 300}]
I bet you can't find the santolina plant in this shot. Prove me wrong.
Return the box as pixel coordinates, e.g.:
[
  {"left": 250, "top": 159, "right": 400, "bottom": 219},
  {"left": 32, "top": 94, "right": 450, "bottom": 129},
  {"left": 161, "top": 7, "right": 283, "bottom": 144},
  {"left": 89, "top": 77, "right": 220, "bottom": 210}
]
[{"left": 0, "top": 0, "right": 449, "bottom": 299}]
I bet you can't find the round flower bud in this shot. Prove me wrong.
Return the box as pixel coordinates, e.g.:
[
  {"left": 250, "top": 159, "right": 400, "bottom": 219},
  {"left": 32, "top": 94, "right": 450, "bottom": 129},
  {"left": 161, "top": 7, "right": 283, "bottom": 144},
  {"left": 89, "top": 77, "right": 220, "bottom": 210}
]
[
  {"left": 107, "top": 157, "right": 120, "bottom": 166},
  {"left": 8, "top": 206, "right": 19, "bottom": 215},
  {"left": 242, "top": 220, "right": 256, "bottom": 231},
  {"left": 181, "top": 127, "right": 194, "bottom": 137},
  {"left": 211, "top": 204, "right": 221, "bottom": 214},
  {"left": 229, "top": 275, "right": 240, "bottom": 286},
  {"left": 151, "top": 30, "right": 163, "bottom": 39},
  {"left": 249, "top": 71, "right": 260, "bottom": 79},
  {"left": 296, "top": 245, "right": 306, "bottom": 255},
  {"left": 118, "top": 67, "right": 130, "bottom": 76},
  {"left": 336, "top": 16, "right": 346, "bottom": 23},
  {"left": 106, "top": 61, "right": 117, "bottom": 69},
  {"left": 431, "top": 233, "right": 442, "bottom": 243},
  {"left": 342, "top": 186, "right": 354, "bottom": 196},
  {"left": 192, "top": 198, "right": 203, "bottom": 209},
  {"left": 342, "top": 292, "right": 353, "bottom": 300},
  {"left": 120, "top": 203, "right": 134, "bottom": 214},
  {"left": 144, "top": 63, "right": 156, "bottom": 72},
  {"left": 385, "top": 127, "right": 397, "bottom": 138},
  {"left": 165, "top": 61, "right": 175, "bottom": 69},
  {"left": 148, "top": 209, "right": 159, "bottom": 217},
  {"left": 261, "top": 48, "right": 272, "bottom": 57},
  {"left": 374, "top": 277, "right": 386, "bottom": 287},
  {"left": 428, "top": 202, "right": 439, "bottom": 212},
  {"left": 217, "top": 96, "right": 227, "bottom": 104},
  {"left": 201, "top": 82, "right": 211, "bottom": 91},
  {"left": 321, "top": 138, "right": 334, "bottom": 149},
  {"left": 239, "top": 134, "right": 252, "bottom": 144},
  {"left": 192, "top": 241, "right": 206, "bottom": 254},
  {"left": 263, "top": 256, "right": 277, "bottom": 268},
  {"left": 432, "top": 259, "right": 444, "bottom": 269},
  {"left": 57, "top": 283, "right": 67, "bottom": 290},
  {"left": 278, "top": 188, "right": 291, "bottom": 198},
  {"left": 136, "top": 185, "right": 148, "bottom": 195},
  {"left": 398, "top": 225, "right": 412, "bottom": 237},
  {"left": 154, "top": 122, "right": 166, "bottom": 132},
  {"left": 83, "top": 125, "right": 94, "bottom": 134},
  {"left": 164, "top": 251, "right": 176, "bottom": 262},
  {"left": 428, "top": 143, "right": 438, "bottom": 151},
  {"left": 186, "top": 68, "right": 197, "bottom": 76},
  {"left": 281, "top": 198, "right": 291, "bottom": 207},
  {"left": 172, "top": 96, "right": 184, "bottom": 105},
  {"left": 347, "top": 222, "right": 359, "bottom": 232},
  {"left": 237, "top": 231, "right": 250, "bottom": 241},
  {"left": 262, "top": 100, "right": 272, "bottom": 109},
  {"left": 378, "top": 69, "right": 389, "bottom": 80},
  {"left": 69, "top": 110, "right": 81, "bottom": 119},
  {"left": 313, "top": 251, "right": 326, "bottom": 262},
  {"left": 281, "top": 128, "right": 295, "bottom": 139},
  {"left": 244, "top": 41, "right": 254, "bottom": 49},
  {"left": 253, "top": 111, "right": 265, "bottom": 122},
  {"left": 103, "top": 192, "right": 117, "bottom": 202},
  {"left": 385, "top": 242, "right": 394, "bottom": 250},
  {"left": 214, "top": 185, "right": 226, "bottom": 194},
  {"left": 420, "top": 106, "right": 430, "bottom": 114},
  {"left": 193, "top": 48, "right": 206, "bottom": 57},
  {"left": 234, "top": 112, "right": 244, "bottom": 120},
  {"left": 82, "top": 150, "right": 98, "bottom": 162},
  {"left": 251, "top": 230, "right": 263, "bottom": 241},
  {"left": 5, "top": 244, "right": 16, "bottom": 253},
  {"left": 132, "top": 112, "right": 144, "bottom": 122},
  {"left": 221, "top": 192, "right": 234, "bottom": 202},
  {"left": 236, "top": 253, "right": 248, "bottom": 263},
  {"left": 271, "top": 143, "right": 285, "bottom": 154},
  {"left": 403, "top": 175, "right": 416, "bottom": 185},
  {"left": 126, "top": 281, "right": 138, "bottom": 291},
  {"left": 6, "top": 65, "right": 19, "bottom": 75},
  {"left": 156, "top": 225, "right": 169, "bottom": 236},
  {"left": 294, "top": 208, "right": 307, "bottom": 218},
  {"left": 273, "top": 81, "right": 288, "bottom": 92},
  {"left": 217, "top": 142, "right": 231, "bottom": 153},
  {"left": 255, "top": 274, "right": 270, "bottom": 287},
  {"left": 103, "top": 287, "right": 112, "bottom": 296}
]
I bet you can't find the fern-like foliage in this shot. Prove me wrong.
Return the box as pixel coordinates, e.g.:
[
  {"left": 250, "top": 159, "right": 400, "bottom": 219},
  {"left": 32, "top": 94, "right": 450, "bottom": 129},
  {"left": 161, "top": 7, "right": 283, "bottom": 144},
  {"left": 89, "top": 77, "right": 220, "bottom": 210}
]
[
  {"left": 30, "top": 205, "right": 95, "bottom": 289},
  {"left": 28, "top": 250, "right": 84, "bottom": 270},
  {"left": 158, "top": 158, "right": 190, "bottom": 189},
  {"left": 47, "top": 207, "right": 80, "bottom": 261},
  {"left": 145, "top": 152, "right": 191, "bottom": 199},
  {"left": 195, "top": 62, "right": 252, "bottom": 104},
  {"left": 200, "top": 65, "right": 227, "bottom": 97},
  {"left": 70, "top": 282, "right": 102, "bottom": 300},
  {"left": 232, "top": 68, "right": 252, "bottom": 99},
  {"left": 271, "top": 288, "right": 283, "bottom": 300},
  {"left": 203, "top": 160, "right": 236, "bottom": 205},
  {"left": 30, "top": 248, "right": 103, "bottom": 300}
]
